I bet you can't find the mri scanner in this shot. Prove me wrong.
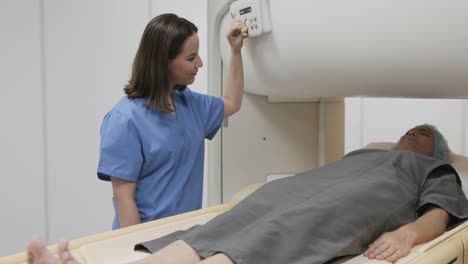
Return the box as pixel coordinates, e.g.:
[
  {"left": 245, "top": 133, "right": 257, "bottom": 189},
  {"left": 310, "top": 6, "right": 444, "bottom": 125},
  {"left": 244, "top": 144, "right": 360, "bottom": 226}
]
[{"left": 2, "top": 0, "right": 468, "bottom": 263}]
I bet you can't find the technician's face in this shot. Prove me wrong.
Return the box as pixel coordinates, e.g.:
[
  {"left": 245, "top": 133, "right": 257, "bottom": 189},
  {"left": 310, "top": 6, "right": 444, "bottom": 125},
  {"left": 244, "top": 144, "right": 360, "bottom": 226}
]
[
  {"left": 168, "top": 33, "right": 203, "bottom": 88},
  {"left": 397, "top": 125, "right": 435, "bottom": 157}
]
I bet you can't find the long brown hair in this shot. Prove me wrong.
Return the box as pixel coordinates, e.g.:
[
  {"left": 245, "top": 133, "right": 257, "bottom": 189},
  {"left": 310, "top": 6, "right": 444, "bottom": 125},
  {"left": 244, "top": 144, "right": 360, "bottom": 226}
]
[{"left": 124, "top": 13, "right": 197, "bottom": 112}]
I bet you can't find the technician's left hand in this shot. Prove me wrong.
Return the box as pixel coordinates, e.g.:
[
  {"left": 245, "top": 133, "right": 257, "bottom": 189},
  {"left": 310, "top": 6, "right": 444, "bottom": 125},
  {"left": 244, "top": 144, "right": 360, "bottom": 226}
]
[
  {"left": 226, "top": 20, "right": 248, "bottom": 52},
  {"left": 363, "top": 227, "right": 415, "bottom": 263}
]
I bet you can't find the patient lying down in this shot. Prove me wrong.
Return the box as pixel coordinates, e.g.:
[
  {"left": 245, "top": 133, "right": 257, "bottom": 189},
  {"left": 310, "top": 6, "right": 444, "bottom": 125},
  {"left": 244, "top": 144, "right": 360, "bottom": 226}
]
[{"left": 28, "top": 124, "right": 468, "bottom": 264}]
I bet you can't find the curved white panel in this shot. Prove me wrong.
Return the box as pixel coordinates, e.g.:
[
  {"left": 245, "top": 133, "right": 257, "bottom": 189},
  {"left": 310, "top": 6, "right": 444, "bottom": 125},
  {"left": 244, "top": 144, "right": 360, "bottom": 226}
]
[{"left": 220, "top": 0, "right": 468, "bottom": 100}]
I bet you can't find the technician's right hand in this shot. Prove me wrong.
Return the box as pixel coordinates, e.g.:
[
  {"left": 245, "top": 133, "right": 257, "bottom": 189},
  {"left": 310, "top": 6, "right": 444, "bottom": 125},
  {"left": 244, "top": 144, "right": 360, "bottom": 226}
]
[{"left": 226, "top": 20, "right": 249, "bottom": 52}]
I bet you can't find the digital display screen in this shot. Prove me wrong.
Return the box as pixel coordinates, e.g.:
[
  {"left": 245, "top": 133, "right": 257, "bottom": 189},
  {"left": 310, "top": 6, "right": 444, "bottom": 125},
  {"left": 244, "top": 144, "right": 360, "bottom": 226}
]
[{"left": 240, "top": 6, "right": 252, "bottom": 15}]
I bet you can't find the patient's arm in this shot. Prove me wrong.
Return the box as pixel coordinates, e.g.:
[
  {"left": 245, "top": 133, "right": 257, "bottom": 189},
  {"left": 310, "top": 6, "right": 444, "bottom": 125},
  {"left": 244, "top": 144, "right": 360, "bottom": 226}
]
[{"left": 363, "top": 207, "right": 449, "bottom": 263}]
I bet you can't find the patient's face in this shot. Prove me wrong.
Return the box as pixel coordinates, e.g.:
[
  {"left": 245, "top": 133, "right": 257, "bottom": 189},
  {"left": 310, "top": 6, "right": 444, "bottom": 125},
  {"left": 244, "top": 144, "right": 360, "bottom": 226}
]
[{"left": 397, "top": 125, "right": 435, "bottom": 157}]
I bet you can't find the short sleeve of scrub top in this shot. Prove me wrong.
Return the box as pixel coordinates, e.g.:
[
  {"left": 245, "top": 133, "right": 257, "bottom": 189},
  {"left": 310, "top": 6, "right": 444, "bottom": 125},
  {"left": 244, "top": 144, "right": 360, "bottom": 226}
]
[{"left": 97, "top": 110, "right": 143, "bottom": 182}]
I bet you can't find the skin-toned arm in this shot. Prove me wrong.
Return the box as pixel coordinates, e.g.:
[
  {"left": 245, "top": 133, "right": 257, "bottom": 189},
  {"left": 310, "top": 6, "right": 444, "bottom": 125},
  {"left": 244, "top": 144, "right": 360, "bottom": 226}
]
[
  {"left": 364, "top": 207, "right": 449, "bottom": 262},
  {"left": 111, "top": 177, "right": 141, "bottom": 228},
  {"left": 223, "top": 20, "right": 248, "bottom": 118}
]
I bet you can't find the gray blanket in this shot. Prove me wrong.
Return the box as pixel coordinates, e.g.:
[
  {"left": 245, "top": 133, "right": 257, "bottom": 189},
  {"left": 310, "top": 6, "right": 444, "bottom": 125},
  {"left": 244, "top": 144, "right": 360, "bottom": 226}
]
[{"left": 135, "top": 149, "right": 468, "bottom": 264}]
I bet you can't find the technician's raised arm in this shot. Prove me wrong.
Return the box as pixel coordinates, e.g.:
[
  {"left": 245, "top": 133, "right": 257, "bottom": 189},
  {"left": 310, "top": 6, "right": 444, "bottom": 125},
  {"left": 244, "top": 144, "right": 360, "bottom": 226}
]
[{"left": 223, "top": 20, "right": 248, "bottom": 118}]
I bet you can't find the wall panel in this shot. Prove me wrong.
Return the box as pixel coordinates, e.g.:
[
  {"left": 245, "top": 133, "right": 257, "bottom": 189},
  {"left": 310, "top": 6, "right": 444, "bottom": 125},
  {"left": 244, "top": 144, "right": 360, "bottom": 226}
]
[
  {"left": 344, "top": 98, "right": 363, "bottom": 153},
  {"left": 345, "top": 98, "right": 467, "bottom": 156},
  {"left": 43, "top": 0, "right": 149, "bottom": 243},
  {"left": 0, "top": 0, "right": 45, "bottom": 256}
]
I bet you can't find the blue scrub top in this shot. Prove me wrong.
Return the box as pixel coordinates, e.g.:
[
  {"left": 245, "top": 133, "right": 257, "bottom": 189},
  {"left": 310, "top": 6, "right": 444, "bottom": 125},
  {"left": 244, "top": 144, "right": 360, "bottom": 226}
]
[{"left": 97, "top": 88, "right": 224, "bottom": 229}]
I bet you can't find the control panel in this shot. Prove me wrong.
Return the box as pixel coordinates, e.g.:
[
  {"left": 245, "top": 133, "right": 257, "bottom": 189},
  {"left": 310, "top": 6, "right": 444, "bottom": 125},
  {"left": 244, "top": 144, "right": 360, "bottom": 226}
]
[{"left": 229, "top": 0, "right": 272, "bottom": 37}]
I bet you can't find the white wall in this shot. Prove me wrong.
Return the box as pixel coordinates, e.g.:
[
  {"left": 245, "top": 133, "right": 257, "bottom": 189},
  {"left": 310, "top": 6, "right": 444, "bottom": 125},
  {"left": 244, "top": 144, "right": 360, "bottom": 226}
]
[
  {"left": 0, "top": 0, "right": 208, "bottom": 256},
  {"left": 0, "top": 0, "right": 46, "bottom": 255},
  {"left": 44, "top": 0, "right": 149, "bottom": 246},
  {"left": 345, "top": 98, "right": 468, "bottom": 156}
]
